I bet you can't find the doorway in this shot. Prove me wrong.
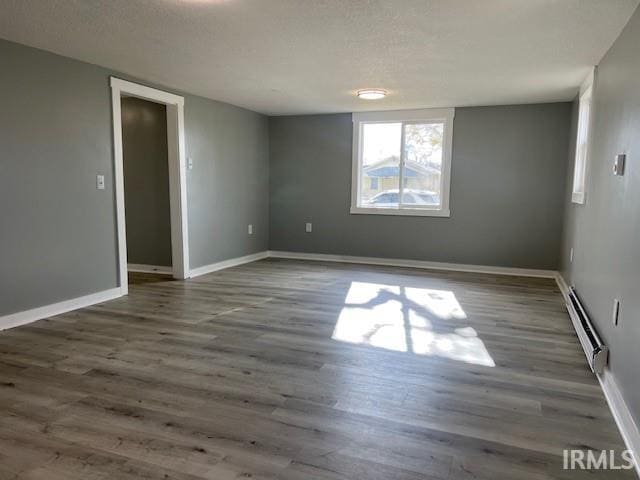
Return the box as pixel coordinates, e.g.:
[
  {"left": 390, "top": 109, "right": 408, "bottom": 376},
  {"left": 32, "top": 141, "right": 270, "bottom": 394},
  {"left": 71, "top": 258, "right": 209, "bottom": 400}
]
[{"left": 110, "top": 78, "right": 189, "bottom": 295}]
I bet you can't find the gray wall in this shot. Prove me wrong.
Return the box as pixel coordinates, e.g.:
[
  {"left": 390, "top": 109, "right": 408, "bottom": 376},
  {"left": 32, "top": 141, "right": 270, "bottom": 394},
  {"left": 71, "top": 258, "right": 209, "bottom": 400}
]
[
  {"left": 0, "top": 39, "right": 119, "bottom": 315},
  {"left": 270, "top": 103, "right": 571, "bottom": 269},
  {"left": 559, "top": 100, "right": 579, "bottom": 279},
  {"left": 0, "top": 39, "right": 269, "bottom": 316},
  {"left": 560, "top": 5, "right": 640, "bottom": 427},
  {"left": 186, "top": 96, "right": 269, "bottom": 268},
  {"left": 122, "top": 97, "right": 172, "bottom": 267}
]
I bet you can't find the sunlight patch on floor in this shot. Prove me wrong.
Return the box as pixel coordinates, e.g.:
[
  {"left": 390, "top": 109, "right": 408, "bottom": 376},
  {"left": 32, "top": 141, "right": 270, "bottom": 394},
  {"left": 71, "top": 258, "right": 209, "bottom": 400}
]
[{"left": 331, "top": 282, "right": 495, "bottom": 367}]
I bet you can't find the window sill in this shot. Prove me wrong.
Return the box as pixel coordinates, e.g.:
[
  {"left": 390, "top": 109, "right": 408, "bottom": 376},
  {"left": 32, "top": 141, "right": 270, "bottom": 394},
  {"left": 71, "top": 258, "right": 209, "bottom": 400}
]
[
  {"left": 350, "top": 207, "right": 450, "bottom": 218},
  {"left": 571, "top": 192, "right": 586, "bottom": 204}
]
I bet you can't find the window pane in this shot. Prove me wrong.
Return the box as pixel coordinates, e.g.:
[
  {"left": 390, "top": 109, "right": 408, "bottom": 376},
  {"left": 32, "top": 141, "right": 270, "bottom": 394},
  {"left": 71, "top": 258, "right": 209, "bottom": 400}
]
[
  {"left": 572, "top": 89, "right": 591, "bottom": 200},
  {"left": 361, "top": 123, "right": 401, "bottom": 207},
  {"left": 402, "top": 123, "right": 444, "bottom": 207}
]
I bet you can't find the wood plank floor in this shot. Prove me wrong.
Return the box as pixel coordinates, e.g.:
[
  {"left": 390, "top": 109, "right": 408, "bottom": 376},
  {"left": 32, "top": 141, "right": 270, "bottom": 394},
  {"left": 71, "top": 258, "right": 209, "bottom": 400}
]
[{"left": 0, "top": 259, "right": 633, "bottom": 479}]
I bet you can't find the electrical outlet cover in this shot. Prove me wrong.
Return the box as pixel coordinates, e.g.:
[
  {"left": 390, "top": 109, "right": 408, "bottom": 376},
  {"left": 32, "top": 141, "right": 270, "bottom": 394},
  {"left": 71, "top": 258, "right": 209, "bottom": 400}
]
[{"left": 613, "top": 154, "right": 626, "bottom": 176}]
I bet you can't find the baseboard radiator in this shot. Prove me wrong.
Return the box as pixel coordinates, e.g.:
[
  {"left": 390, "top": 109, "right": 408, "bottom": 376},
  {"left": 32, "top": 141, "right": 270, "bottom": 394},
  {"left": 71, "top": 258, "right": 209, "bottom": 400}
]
[{"left": 566, "top": 287, "right": 608, "bottom": 374}]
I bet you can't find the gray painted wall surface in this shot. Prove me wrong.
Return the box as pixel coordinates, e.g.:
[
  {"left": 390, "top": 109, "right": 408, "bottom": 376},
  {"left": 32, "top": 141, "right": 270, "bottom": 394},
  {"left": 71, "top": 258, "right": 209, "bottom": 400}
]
[
  {"left": 269, "top": 103, "right": 571, "bottom": 269},
  {"left": 559, "top": 100, "right": 579, "bottom": 279},
  {"left": 560, "top": 6, "right": 640, "bottom": 427},
  {"left": 122, "top": 97, "right": 172, "bottom": 267},
  {"left": 0, "top": 39, "right": 269, "bottom": 316},
  {"left": 186, "top": 96, "right": 269, "bottom": 268},
  {"left": 1, "top": 39, "right": 119, "bottom": 315}
]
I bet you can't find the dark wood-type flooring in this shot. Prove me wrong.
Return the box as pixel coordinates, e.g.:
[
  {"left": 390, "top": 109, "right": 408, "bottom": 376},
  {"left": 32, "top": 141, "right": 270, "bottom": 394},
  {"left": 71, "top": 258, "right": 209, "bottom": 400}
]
[{"left": 0, "top": 259, "right": 632, "bottom": 479}]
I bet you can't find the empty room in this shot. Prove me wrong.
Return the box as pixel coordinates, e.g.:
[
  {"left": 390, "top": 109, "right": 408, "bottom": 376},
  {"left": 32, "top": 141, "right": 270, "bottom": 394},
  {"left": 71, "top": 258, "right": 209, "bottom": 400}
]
[{"left": 1, "top": 1, "right": 639, "bottom": 478}]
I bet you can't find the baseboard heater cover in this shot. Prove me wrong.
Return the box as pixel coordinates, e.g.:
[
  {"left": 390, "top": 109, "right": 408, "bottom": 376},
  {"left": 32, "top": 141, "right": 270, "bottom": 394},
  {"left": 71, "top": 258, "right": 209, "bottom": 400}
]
[{"left": 566, "top": 287, "right": 608, "bottom": 374}]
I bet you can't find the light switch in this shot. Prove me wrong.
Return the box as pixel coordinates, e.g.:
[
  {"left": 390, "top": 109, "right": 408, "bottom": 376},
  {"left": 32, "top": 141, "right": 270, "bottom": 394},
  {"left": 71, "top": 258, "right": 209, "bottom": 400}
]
[
  {"left": 96, "top": 175, "right": 105, "bottom": 190},
  {"left": 613, "top": 154, "right": 626, "bottom": 176},
  {"left": 248, "top": 224, "right": 253, "bottom": 235},
  {"left": 305, "top": 222, "right": 312, "bottom": 233}
]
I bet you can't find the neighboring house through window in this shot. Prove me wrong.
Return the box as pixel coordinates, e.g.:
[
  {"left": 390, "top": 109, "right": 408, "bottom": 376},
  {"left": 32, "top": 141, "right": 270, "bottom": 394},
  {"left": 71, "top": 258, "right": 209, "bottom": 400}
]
[{"left": 351, "top": 108, "right": 454, "bottom": 217}]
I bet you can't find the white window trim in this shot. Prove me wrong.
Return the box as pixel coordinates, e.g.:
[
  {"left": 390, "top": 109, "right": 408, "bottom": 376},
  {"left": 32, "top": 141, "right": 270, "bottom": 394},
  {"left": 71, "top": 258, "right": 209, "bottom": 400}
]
[
  {"left": 350, "top": 108, "right": 455, "bottom": 217},
  {"left": 571, "top": 192, "right": 586, "bottom": 204},
  {"left": 571, "top": 68, "right": 595, "bottom": 205}
]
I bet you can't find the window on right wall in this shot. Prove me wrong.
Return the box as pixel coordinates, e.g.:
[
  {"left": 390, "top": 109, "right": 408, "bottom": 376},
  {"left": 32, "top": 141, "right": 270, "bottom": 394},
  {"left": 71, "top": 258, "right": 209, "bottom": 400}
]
[{"left": 572, "top": 69, "right": 595, "bottom": 204}]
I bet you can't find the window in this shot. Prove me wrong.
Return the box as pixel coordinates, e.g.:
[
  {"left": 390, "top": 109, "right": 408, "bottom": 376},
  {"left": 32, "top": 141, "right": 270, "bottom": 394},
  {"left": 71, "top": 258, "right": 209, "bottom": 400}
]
[
  {"left": 351, "top": 108, "right": 454, "bottom": 217},
  {"left": 572, "top": 70, "right": 594, "bottom": 204}
]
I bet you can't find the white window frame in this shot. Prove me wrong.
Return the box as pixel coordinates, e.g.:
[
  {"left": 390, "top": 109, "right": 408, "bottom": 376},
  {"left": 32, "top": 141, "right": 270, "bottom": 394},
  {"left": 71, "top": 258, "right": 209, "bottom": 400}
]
[
  {"left": 350, "top": 108, "right": 455, "bottom": 217},
  {"left": 572, "top": 69, "right": 595, "bottom": 205}
]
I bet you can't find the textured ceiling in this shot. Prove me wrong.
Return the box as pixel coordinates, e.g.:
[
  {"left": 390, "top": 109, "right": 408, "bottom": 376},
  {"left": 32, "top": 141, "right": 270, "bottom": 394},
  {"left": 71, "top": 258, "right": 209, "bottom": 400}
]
[{"left": 0, "top": 0, "right": 638, "bottom": 115}]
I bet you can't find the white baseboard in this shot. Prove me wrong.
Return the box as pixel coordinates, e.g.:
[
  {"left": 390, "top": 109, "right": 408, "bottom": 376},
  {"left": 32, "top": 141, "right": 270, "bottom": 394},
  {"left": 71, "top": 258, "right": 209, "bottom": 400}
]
[
  {"left": 267, "top": 250, "right": 557, "bottom": 278},
  {"left": 1, "top": 251, "right": 270, "bottom": 331},
  {"left": 598, "top": 369, "right": 640, "bottom": 476},
  {"left": 127, "top": 263, "right": 172, "bottom": 274},
  {"left": 189, "top": 251, "right": 269, "bottom": 278},
  {"left": 0, "top": 287, "right": 122, "bottom": 331}
]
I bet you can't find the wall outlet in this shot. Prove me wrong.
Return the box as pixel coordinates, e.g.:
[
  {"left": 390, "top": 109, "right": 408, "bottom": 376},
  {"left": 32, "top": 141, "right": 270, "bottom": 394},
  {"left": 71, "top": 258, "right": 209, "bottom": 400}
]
[
  {"left": 248, "top": 224, "right": 253, "bottom": 235},
  {"left": 612, "top": 298, "right": 621, "bottom": 326},
  {"left": 569, "top": 248, "right": 574, "bottom": 263},
  {"left": 96, "top": 174, "right": 105, "bottom": 190},
  {"left": 305, "top": 222, "right": 312, "bottom": 233},
  {"left": 187, "top": 157, "right": 194, "bottom": 170}
]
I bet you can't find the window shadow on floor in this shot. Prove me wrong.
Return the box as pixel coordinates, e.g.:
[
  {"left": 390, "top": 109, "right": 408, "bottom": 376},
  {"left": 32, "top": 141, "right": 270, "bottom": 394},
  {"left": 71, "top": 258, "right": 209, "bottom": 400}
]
[{"left": 331, "top": 280, "right": 495, "bottom": 367}]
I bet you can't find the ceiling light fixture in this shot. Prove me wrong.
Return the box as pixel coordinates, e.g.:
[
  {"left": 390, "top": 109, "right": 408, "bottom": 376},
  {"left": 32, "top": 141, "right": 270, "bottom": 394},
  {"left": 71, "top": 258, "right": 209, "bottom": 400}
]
[{"left": 357, "top": 89, "right": 387, "bottom": 100}]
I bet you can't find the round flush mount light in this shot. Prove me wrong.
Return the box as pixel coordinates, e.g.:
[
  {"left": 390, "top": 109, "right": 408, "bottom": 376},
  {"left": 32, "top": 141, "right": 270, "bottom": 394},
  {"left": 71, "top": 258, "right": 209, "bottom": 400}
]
[{"left": 357, "top": 89, "right": 387, "bottom": 100}]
